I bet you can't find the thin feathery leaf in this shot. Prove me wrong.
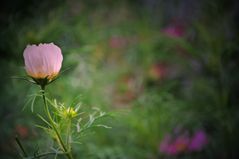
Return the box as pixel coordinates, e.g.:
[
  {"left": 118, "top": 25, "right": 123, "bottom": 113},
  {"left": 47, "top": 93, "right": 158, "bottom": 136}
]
[
  {"left": 10, "top": 76, "right": 36, "bottom": 84},
  {"left": 70, "top": 94, "right": 82, "bottom": 107},
  {"left": 37, "top": 114, "right": 52, "bottom": 127},
  {"left": 22, "top": 97, "right": 32, "bottom": 111},
  {"left": 71, "top": 141, "right": 82, "bottom": 145},
  {"left": 46, "top": 98, "right": 58, "bottom": 109},
  {"left": 30, "top": 95, "right": 37, "bottom": 112},
  {"left": 96, "top": 124, "right": 112, "bottom": 129},
  {"left": 22, "top": 93, "right": 40, "bottom": 111},
  {"left": 60, "top": 66, "right": 73, "bottom": 75},
  {"left": 47, "top": 66, "right": 73, "bottom": 85},
  {"left": 35, "top": 124, "right": 50, "bottom": 131}
]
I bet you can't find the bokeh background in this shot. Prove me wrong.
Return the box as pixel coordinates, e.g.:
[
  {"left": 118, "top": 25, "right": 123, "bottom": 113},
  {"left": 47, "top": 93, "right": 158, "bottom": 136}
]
[{"left": 1, "top": 0, "right": 239, "bottom": 158}]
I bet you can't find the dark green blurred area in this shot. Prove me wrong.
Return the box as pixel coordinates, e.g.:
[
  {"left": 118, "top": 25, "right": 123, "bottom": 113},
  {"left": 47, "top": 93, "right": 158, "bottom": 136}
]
[{"left": 0, "top": 0, "right": 239, "bottom": 158}]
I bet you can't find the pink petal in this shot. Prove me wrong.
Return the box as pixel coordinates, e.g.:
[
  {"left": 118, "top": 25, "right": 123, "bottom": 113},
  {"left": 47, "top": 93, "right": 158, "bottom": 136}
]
[{"left": 23, "top": 43, "right": 63, "bottom": 79}]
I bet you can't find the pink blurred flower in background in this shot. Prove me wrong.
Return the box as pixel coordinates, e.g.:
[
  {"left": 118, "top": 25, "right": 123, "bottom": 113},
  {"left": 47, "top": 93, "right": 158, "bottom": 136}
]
[
  {"left": 23, "top": 43, "right": 63, "bottom": 81},
  {"left": 160, "top": 133, "right": 190, "bottom": 155},
  {"left": 162, "top": 24, "right": 185, "bottom": 38},
  {"left": 149, "top": 63, "right": 169, "bottom": 80},
  {"left": 15, "top": 125, "right": 29, "bottom": 139},
  {"left": 173, "top": 134, "right": 190, "bottom": 153},
  {"left": 159, "top": 129, "right": 208, "bottom": 156},
  {"left": 109, "top": 36, "right": 128, "bottom": 49},
  {"left": 160, "top": 134, "right": 172, "bottom": 154},
  {"left": 113, "top": 73, "right": 143, "bottom": 107},
  {"left": 188, "top": 130, "right": 208, "bottom": 151}
]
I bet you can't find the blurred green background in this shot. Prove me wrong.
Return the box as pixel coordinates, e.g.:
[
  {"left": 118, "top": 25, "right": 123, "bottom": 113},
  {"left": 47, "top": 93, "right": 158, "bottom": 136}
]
[{"left": 0, "top": 0, "right": 239, "bottom": 158}]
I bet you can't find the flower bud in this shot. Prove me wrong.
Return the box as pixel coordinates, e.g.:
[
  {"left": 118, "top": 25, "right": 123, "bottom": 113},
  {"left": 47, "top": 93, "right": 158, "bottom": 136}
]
[{"left": 23, "top": 43, "right": 63, "bottom": 87}]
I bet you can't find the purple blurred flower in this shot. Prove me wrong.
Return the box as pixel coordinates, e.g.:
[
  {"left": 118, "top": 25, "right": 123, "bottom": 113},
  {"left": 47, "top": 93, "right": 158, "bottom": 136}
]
[
  {"left": 166, "top": 144, "right": 178, "bottom": 155},
  {"left": 159, "top": 129, "right": 208, "bottom": 156},
  {"left": 188, "top": 130, "right": 208, "bottom": 151},
  {"left": 160, "top": 133, "right": 189, "bottom": 155}
]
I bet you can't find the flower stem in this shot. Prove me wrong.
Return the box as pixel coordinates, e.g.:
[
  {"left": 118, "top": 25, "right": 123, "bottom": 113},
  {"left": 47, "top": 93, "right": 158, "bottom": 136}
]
[
  {"left": 41, "top": 87, "right": 74, "bottom": 159},
  {"left": 66, "top": 118, "right": 71, "bottom": 149}
]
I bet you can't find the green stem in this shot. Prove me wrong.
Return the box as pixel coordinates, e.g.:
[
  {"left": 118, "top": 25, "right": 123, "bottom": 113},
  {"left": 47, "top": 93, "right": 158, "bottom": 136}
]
[
  {"left": 41, "top": 87, "right": 74, "bottom": 159},
  {"left": 66, "top": 118, "right": 74, "bottom": 159},
  {"left": 66, "top": 119, "right": 70, "bottom": 148}
]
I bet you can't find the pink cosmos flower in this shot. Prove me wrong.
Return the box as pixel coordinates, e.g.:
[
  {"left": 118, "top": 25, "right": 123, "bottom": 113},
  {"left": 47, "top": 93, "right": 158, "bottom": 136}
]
[
  {"left": 23, "top": 43, "right": 63, "bottom": 81},
  {"left": 188, "top": 130, "right": 208, "bottom": 151}
]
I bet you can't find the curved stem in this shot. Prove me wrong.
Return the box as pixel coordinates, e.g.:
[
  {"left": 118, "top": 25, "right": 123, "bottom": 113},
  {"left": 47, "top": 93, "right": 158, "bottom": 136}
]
[{"left": 41, "top": 87, "right": 74, "bottom": 159}]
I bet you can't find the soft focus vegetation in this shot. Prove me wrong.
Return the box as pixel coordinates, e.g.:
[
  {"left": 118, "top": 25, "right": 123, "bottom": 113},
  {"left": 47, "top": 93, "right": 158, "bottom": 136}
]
[{"left": 0, "top": 0, "right": 239, "bottom": 158}]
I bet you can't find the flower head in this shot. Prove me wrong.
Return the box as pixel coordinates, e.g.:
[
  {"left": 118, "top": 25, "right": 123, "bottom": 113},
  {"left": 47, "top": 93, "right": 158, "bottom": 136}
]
[
  {"left": 23, "top": 43, "right": 63, "bottom": 86},
  {"left": 63, "top": 107, "right": 78, "bottom": 118}
]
